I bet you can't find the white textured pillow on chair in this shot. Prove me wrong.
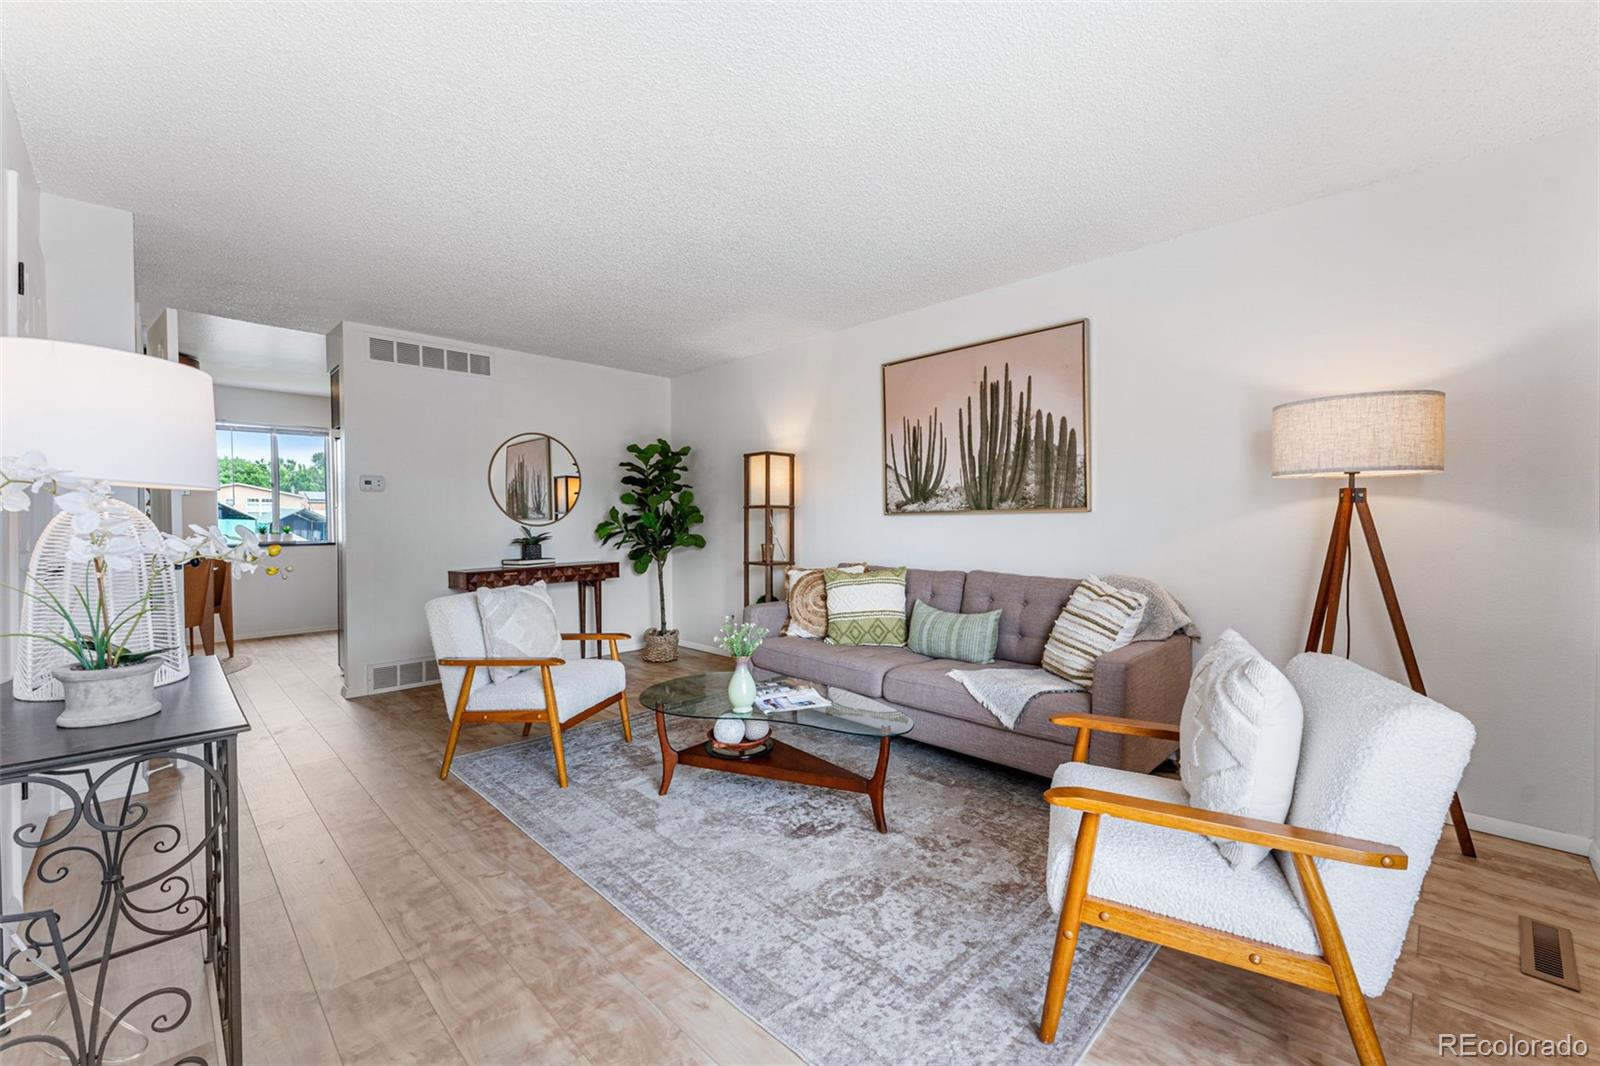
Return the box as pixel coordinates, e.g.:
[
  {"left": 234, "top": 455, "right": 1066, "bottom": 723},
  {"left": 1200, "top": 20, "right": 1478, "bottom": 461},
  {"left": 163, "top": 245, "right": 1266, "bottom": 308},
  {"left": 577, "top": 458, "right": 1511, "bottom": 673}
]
[
  {"left": 1179, "top": 629, "right": 1304, "bottom": 870},
  {"left": 474, "top": 582, "right": 561, "bottom": 683}
]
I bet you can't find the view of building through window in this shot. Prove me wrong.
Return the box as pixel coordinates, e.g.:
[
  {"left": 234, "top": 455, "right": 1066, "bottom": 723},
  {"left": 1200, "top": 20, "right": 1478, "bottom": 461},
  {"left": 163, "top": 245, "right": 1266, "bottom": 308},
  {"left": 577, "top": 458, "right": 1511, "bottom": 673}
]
[{"left": 216, "top": 424, "right": 331, "bottom": 542}]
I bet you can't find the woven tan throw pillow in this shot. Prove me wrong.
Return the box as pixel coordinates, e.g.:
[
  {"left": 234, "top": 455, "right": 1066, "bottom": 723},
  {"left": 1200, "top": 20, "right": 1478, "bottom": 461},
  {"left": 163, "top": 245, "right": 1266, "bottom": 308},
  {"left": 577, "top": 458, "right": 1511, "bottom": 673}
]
[
  {"left": 1041, "top": 575, "right": 1149, "bottom": 688},
  {"left": 783, "top": 565, "right": 865, "bottom": 639}
]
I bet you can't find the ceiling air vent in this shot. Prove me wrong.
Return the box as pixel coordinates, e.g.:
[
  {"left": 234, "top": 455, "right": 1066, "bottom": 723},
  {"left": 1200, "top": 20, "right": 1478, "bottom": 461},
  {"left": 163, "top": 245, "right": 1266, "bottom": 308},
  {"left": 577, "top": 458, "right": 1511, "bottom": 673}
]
[
  {"left": 1519, "top": 915, "right": 1580, "bottom": 991},
  {"left": 366, "top": 335, "right": 491, "bottom": 377}
]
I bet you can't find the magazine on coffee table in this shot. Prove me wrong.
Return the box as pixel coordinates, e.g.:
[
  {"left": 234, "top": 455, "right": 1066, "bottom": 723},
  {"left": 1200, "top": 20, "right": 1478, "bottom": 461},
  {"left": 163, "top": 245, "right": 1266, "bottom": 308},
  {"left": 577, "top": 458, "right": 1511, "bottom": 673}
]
[{"left": 753, "top": 679, "right": 832, "bottom": 713}]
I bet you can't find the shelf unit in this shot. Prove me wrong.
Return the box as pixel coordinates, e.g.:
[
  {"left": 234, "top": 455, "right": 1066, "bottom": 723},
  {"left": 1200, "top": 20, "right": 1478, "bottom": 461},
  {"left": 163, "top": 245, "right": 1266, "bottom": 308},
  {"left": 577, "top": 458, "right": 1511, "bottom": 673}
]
[{"left": 743, "top": 451, "right": 795, "bottom": 605}]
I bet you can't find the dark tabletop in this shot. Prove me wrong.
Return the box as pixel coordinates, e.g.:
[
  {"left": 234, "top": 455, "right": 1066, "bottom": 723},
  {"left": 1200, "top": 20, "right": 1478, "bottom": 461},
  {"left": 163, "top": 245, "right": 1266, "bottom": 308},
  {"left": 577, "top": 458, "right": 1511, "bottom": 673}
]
[{"left": 1, "top": 655, "right": 251, "bottom": 777}]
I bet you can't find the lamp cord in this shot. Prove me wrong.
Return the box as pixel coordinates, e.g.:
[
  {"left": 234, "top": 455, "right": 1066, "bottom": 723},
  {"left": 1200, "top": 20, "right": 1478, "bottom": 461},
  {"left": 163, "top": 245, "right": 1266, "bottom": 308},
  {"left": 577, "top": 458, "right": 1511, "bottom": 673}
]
[{"left": 1344, "top": 540, "right": 1353, "bottom": 659}]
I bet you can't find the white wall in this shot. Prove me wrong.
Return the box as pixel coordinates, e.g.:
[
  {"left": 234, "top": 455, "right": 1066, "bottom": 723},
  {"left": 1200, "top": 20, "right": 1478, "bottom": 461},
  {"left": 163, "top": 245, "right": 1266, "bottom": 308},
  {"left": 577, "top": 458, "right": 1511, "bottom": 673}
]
[
  {"left": 334, "top": 321, "right": 671, "bottom": 697},
  {"left": 672, "top": 126, "right": 1600, "bottom": 848},
  {"left": 182, "top": 383, "right": 338, "bottom": 640},
  {"left": 38, "top": 192, "right": 135, "bottom": 351}
]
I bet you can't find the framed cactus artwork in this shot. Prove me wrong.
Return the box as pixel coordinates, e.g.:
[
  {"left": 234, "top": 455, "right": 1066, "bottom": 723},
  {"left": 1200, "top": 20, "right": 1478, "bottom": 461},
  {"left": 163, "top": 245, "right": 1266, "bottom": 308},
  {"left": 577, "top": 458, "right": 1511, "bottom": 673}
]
[{"left": 881, "top": 320, "right": 1089, "bottom": 514}]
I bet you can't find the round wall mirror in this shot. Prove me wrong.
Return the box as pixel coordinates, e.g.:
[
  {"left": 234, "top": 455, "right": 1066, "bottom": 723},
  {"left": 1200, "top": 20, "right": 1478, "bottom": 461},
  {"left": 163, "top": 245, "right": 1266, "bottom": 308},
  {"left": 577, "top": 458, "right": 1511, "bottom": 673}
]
[{"left": 488, "top": 432, "right": 581, "bottom": 526}]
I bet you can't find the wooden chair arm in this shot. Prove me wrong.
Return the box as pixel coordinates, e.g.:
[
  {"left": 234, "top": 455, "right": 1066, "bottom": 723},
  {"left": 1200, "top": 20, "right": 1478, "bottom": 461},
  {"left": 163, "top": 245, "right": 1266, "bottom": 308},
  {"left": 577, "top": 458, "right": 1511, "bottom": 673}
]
[
  {"left": 1043, "top": 786, "right": 1408, "bottom": 869},
  {"left": 561, "top": 633, "right": 630, "bottom": 642},
  {"left": 1050, "top": 713, "right": 1180, "bottom": 741},
  {"left": 437, "top": 657, "right": 566, "bottom": 668}
]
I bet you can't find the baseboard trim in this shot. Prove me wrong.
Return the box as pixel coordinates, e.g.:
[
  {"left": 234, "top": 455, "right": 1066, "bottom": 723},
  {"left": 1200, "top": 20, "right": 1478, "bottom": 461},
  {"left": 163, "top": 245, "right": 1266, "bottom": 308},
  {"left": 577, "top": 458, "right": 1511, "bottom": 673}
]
[
  {"left": 677, "top": 640, "right": 722, "bottom": 656},
  {"left": 231, "top": 625, "right": 338, "bottom": 642},
  {"left": 1464, "top": 810, "right": 1594, "bottom": 857},
  {"left": 1589, "top": 842, "right": 1600, "bottom": 884}
]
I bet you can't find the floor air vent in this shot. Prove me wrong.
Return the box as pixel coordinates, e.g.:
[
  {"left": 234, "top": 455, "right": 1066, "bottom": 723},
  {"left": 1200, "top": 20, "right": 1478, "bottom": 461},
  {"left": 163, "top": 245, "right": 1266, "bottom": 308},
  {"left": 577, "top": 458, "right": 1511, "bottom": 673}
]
[
  {"left": 368, "top": 334, "right": 491, "bottom": 377},
  {"left": 1518, "top": 915, "right": 1581, "bottom": 991},
  {"left": 367, "top": 657, "right": 441, "bottom": 694}
]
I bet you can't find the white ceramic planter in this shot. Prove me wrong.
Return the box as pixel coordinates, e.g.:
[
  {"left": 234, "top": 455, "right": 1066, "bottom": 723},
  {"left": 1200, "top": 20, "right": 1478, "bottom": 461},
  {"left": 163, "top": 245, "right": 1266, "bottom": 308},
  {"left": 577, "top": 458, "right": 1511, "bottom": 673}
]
[{"left": 51, "top": 659, "right": 162, "bottom": 729}]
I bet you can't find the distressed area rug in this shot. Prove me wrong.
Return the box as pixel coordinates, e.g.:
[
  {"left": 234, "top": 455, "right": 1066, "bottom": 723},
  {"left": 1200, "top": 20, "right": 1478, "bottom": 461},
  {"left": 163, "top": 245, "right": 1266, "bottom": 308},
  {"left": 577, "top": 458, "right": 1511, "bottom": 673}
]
[{"left": 452, "top": 718, "right": 1156, "bottom": 1065}]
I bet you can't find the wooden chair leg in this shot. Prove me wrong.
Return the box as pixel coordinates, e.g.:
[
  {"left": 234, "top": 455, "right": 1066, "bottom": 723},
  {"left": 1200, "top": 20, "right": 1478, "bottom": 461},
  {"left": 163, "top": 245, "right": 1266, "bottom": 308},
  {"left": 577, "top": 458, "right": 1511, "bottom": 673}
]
[
  {"left": 540, "top": 666, "right": 568, "bottom": 787},
  {"left": 1292, "top": 852, "right": 1385, "bottom": 1066},
  {"left": 440, "top": 665, "right": 475, "bottom": 782},
  {"left": 1039, "top": 812, "right": 1101, "bottom": 1043},
  {"left": 607, "top": 638, "right": 632, "bottom": 742},
  {"left": 522, "top": 722, "right": 533, "bottom": 737},
  {"left": 439, "top": 714, "right": 466, "bottom": 781},
  {"left": 549, "top": 718, "right": 569, "bottom": 788}
]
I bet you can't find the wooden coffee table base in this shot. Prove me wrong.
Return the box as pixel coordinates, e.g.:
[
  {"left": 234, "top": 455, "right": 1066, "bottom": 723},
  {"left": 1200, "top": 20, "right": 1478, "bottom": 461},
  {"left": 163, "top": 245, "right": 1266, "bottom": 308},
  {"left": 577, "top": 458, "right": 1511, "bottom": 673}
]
[{"left": 655, "top": 710, "right": 893, "bottom": 832}]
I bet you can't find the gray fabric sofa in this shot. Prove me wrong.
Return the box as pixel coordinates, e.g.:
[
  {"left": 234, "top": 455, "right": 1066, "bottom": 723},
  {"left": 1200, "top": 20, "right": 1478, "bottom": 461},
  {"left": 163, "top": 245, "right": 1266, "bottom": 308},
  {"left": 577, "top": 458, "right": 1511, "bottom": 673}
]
[{"left": 743, "top": 568, "right": 1193, "bottom": 777}]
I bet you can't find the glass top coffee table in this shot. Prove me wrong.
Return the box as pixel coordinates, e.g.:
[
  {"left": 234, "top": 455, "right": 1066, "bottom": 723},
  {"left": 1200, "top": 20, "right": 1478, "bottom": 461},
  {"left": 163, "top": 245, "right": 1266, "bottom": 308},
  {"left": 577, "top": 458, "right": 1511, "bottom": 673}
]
[{"left": 641, "top": 671, "right": 914, "bottom": 833}]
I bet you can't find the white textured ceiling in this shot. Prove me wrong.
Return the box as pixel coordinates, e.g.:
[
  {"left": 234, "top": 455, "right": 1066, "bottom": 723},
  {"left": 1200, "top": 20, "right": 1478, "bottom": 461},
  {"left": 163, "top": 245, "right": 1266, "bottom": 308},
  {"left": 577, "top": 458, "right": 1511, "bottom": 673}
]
[
  {"left": 4, "top": 3, "right": 1595, "bottom": 376},
  {"left": 171, "top": 310, "right": 328, "bottom": 396}
]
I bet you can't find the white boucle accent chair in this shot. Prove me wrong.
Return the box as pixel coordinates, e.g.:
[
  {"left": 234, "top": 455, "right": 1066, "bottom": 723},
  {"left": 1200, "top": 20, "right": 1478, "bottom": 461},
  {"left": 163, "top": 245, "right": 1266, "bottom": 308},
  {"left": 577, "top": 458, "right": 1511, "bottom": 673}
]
[
  {"left": 1039, "top": 652, "right": 1474, "bottom": 1066},
  {"left": 425, "top": 593, "right": 632, "bottom": 786}
]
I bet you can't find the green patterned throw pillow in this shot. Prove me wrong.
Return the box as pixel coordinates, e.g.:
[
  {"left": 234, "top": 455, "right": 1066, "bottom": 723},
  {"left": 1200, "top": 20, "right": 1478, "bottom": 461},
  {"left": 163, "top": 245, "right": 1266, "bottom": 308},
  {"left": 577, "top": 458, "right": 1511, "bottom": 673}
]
[
  {"left": 907, "top": 600, "right": 1001, "bottom": 664},
  {"left": 823, "top": 567, "right": 908, "bottom": 646}
]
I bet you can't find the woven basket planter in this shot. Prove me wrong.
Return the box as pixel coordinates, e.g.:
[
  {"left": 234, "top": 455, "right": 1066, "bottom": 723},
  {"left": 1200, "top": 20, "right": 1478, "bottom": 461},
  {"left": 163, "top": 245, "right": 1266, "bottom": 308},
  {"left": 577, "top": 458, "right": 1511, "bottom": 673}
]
[{"left": 641, "top": 628, "right": 680, "bottom": 663}]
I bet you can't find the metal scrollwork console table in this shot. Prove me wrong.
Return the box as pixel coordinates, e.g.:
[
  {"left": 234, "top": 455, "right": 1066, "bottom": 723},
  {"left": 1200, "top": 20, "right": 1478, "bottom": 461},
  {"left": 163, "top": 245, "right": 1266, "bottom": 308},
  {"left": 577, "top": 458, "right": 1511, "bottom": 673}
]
[{"left": 1, "top": 656, "right": 249, "bottom": 1065}]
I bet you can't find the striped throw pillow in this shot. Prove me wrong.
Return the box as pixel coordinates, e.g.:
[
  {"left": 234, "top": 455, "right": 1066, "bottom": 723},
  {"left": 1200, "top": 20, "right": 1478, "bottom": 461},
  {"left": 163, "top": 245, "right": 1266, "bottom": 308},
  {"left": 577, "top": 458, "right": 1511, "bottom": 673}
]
[
  {"left": 907, "top": 600, "right": 1001, "bottom": 664},
  {"left": 1041, "top": 576, "right": 1149, "bottom": 688},
  {"left": 823, "top": 567, "right": 908, "bottom": 646}
]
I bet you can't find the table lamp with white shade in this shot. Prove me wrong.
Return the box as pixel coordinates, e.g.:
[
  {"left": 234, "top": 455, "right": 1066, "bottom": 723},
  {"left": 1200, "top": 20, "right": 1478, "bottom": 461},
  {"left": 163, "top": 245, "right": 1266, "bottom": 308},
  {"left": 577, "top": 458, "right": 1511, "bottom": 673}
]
[
  {"left": 1271, "top": 388, "right": 1474, "bottom": 857},
  {"left": 1, "top": 338, "right": 217, "bottom": 703}
]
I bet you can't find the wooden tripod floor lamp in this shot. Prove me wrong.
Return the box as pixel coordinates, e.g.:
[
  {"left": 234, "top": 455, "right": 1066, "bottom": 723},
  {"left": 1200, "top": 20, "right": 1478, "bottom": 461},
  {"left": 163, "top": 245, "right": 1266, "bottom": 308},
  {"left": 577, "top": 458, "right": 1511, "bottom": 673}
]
[{"left": 1272, "top": 389, "right": 1476, "bottom": 858}]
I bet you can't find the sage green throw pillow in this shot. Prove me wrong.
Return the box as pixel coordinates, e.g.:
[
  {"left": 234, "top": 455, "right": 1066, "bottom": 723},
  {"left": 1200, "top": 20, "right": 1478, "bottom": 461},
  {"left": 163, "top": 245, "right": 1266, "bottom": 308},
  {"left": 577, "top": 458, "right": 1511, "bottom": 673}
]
[
  {"left": 907, "top": 600, "right": 1001, "bottom": 664},
  {"left": 823, "top": 567, "right": 908, "bottom": 646}
]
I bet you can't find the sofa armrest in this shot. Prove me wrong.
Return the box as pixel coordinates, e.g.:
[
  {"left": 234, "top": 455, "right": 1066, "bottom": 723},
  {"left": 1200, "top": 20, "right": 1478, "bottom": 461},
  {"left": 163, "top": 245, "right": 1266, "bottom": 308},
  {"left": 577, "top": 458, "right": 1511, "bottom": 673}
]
[
  {"left": 1091, "top": 634, "right": 1193, "bottom": 719},
  {"left": 743, "top": 600, "right": 789, "bottom": 633},
  {"left": 1083, "top": 634, "right": 1193, "bottom": 770}
]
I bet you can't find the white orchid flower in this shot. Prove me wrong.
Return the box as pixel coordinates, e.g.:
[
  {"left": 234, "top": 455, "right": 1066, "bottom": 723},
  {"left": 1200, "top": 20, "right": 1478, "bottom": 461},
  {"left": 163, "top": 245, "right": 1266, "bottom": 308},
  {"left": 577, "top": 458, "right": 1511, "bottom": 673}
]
[
  {"left": 55, "top": 489, "right": 113, "bottom": 535},
  {"left": 1, "top": 450, "right": 66, "bottom": 490},
  {"left": 158, "top": 532, "right": 196, "bottom": 564},
  {"left": 99, "top": 534, "right": 145, "bottom": 571},
  {"left": 0, "top": 481, "right": 30, "bottom": 512},
  {"left": 186, "top": 524, "right": 233, "bottom": 557}
]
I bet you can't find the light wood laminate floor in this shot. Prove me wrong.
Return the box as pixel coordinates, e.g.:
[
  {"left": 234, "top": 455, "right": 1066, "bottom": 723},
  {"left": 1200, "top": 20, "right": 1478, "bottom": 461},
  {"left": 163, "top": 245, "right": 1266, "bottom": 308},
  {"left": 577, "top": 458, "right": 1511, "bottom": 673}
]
[{"left": 17, "top": 633, "right": 1599, "bottom": 1064}]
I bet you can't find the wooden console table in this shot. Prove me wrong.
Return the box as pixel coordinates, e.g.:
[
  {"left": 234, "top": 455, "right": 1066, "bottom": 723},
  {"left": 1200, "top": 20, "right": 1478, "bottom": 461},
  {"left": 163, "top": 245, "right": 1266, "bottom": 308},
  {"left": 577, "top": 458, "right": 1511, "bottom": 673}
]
[
  {"left": 446, "top": 560, "right": 621, "bottom": 658},
  {"left": 0, "top": 656, "right": 248, "bottom": 1065}
]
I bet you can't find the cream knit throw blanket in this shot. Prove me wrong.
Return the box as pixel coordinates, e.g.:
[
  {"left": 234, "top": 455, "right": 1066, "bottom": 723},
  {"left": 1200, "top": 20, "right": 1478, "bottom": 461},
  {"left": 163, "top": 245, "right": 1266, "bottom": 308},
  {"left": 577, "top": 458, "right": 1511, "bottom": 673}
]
[{"left": 951, "top": 576, "right": 1197, "bottom": 730}]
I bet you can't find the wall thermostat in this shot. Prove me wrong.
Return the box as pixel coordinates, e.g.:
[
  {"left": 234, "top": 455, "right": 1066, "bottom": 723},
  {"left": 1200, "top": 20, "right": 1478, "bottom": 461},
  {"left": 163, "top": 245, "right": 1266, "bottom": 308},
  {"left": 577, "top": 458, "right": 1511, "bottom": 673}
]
[{"left": 359, "top": 475, "right": 385, "bottom": 492}]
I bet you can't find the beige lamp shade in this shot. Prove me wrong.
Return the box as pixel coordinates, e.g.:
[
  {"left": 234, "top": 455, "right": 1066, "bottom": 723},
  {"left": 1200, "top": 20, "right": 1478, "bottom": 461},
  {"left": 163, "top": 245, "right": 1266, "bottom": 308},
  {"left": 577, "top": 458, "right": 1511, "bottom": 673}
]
[
  {"left": 1271, "top": 389, "right": 1444, "bottom": 478},
  {"left": 0, "top": 338, "right": 218, "bottom": 490}
]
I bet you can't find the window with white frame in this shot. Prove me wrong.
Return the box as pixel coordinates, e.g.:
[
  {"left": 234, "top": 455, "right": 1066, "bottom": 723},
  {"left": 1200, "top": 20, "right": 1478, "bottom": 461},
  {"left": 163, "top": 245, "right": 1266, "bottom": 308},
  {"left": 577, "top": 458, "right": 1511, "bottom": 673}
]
[{"left": 215, "top": 423, "right": 332, "bottom": 543}]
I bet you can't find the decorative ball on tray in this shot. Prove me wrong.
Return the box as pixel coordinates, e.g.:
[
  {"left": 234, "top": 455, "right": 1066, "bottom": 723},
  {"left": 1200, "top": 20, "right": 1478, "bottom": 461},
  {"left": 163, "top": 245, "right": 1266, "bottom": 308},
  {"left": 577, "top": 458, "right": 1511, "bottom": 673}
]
[
  {"left": 743, "top": 719, "right": 771, "bottom": 741},
  {"left": 712, "top": 714, "right": 747, "bottom": 745}
]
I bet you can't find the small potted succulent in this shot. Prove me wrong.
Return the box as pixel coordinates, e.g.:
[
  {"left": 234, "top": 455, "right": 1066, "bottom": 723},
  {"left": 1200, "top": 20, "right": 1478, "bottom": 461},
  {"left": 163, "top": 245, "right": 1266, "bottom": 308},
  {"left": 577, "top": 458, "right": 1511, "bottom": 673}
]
[
  {"left": 713, "top": 614, "right": 768, "bottom": 714},
  {"left": 510, "top": 526, "right": 552, "bottom": 561}
]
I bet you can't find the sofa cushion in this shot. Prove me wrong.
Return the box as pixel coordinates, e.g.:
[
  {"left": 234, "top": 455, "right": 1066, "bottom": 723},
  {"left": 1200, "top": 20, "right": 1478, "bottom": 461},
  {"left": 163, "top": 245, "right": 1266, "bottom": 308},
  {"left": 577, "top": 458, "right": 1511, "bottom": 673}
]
[
  {"left": 824, "top": 567, "right": 909, "bottom": 646},
  {"left": 905, "top": 569, "right": 967, "bottom": 614},
  {"left": 751, "top": 636, "right": 928, "bottom": 699},
  {"left": 881, "top": 658, "right": 1091, "bottom": 741},
  {"left": 960, "top": 570, "right": 1080, "bottom": 665},
  {"left": 907, "top": 600, "right": 1000, "bottom": 664},
  {"left": 1040, "top": 575, "right": 1148, "bottom": 688}
]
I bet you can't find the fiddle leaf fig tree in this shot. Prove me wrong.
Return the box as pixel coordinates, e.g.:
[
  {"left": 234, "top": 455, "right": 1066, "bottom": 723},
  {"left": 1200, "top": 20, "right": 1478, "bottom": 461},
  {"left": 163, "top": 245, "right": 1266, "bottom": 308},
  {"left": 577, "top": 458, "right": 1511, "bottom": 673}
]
[{"left": 594, "top": 439, "right": 706, "bottom": 634}]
